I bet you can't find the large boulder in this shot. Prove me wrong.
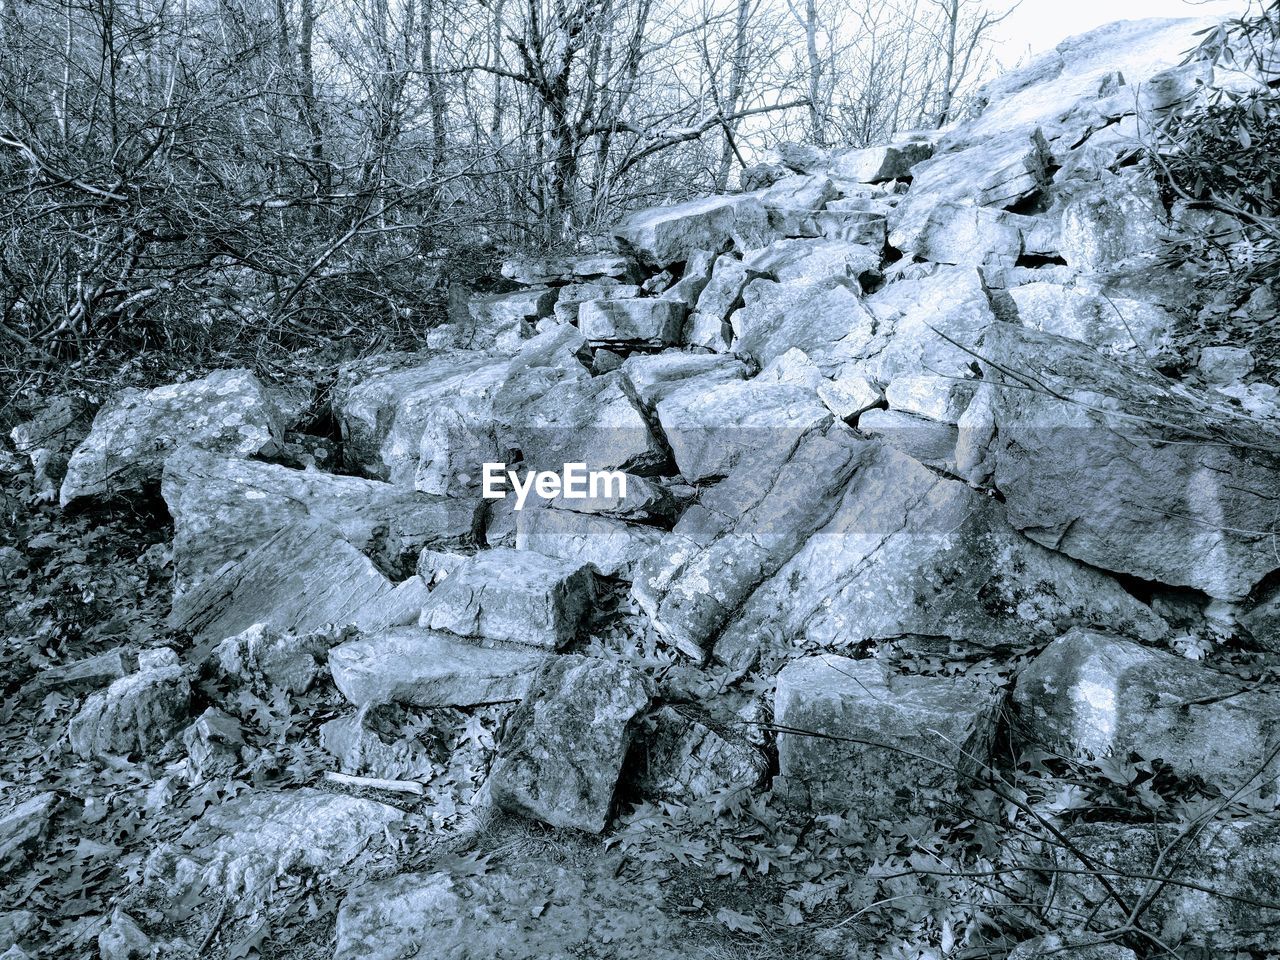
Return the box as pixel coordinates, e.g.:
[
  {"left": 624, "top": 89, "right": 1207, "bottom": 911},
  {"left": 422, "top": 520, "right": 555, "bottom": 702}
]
[
  {"left": 161, "top": 449, "right": 481, "bottom": 597},
  {"left": 418, "top": 547, "right": 597, "bottom": 650},
  {"left": 60, "top": 369, "right": 281, "bottom": 505},
  {"left": 729, "top": 276, "right": 877, "bottom": 369},
  {"left": 515, "top": 506, "right": 663, "bottom": 578},
  {"left": 774, "top": 655, "right": 1002, "bottom": 817},
  {"left": 984, "top": 323, "right": 1280, "bottom": 600},
  {"left": 1059, "top": 170, "right": 1168, "bottom": 272},
  {"left": 460, "top": 287, "right": 556, "bottom": 348},
  {"left": 328, "top": 628, "right": 548, "bottom": 707},
  {"left": 144, "top": 789, "right": 402, "bottom": 912},
  {"left": 618, "top": 352, "right": 749, "bottom": 411},
  {"left": 741, "top": 237, "right": 880, "bottom": 286},
  {"left": 633, "top": 424, "right": 865, "bottom": 659},
  {"left": 829, "top": 138, "right": 935, "bottom": 182},
  {"left": 655, "top": 378, "right": 832, "bottom": 484},
  {"left": 489, "top": 656, "right": 653, "bottom": 832},
  {"left": 1052, "top": 818, "right": 1280, "bottom": 950},
  {"left": 10, "top": 395, "right": 95, "bottom": 499},
  {"left": 1006, "top": 281, "right": 1173, "bottom": 356},
  {"left": 332, "top": 350, "right": 509, "bottom": 483},
  {"left": 67, "top": 656, "right": 190, "bottom": 759},
  {"left": 613, "top": 194, "right": 771, "bottom": 267},
  {"left": 577, "top": 299, "right": 685, "bottom": 347},
  {"left": 1013, "top": 629, "right": 1280, "bottom": 794}
]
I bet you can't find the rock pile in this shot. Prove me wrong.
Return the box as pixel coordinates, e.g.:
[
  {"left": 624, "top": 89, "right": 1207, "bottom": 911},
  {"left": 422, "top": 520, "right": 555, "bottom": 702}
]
[{"left": 12, "top": 14, "right": 1280, "bottom": 958}]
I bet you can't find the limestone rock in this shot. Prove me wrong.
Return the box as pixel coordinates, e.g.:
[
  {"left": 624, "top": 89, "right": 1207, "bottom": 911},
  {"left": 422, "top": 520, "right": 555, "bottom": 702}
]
[
  {"left": 551, "top": 282, "right": 641, "bottom": 324},
  {"left": 984, "top": 323, "right": 1280, "bottom": 600},
  {"left": 182, "top": 707, "right": 243, "bottom": 782},
  {"left": 758, "top": 348, "right": 882, "bottom": 419},
  {"left": 489, "top": 656, "right": 653, "bottom": 832},
  {"left": 0, "top": 793, "right": 58, "bottom": 872},
  {"left": 741, "top": 238, "right": 880, "bottom": 286},
  {"left": 60, "top": 370, "right": 280, "bottom": 506},
  {"left": 578, "top": 299, "right": 685, "bottom": 346},
  {"left": 33, "top": 649, "right": 132, "bottom": 693},
  {"left": 1059, "top": 170, "right": 1167, "bottom": 271},
  {"left": 655, "top": 378, "right": 832, "bottom": 484},
  {"left": 634, "top": 424, "right": 865, "bottom": 659},
  {"left": 162, "top": 448, "right": 480, "bottom": 597},
  {"left": 635, "top": 706, "right": 768, "bottom": 801},
  {"left": 774, "top": 655, "right": 1001, "bottom": 817},
  {"left": 613, "top": 194, "right": 771, "bottom": 267},
  {"left": 1199, "top": 345, "right": 1255, "bottom": 384},
  {"left": 68, "top": 661, "right": 190, "bottom": 759},
  {"left": 501, "top": 253, "right": 638, "bottom": 285},
  {"left": 712, "top": 441, "right": 1167, "bottom": 670},
  {"left": 658, "top": 249, "right": 717, "bottom": 306},
  {"left": 413, "top": 406, "right": 499, "bottom": 496},
  {"left": 618, "top": 352, "right": 749, "bottom": 411},
  {"left": 144, "top": 789, "right": 402, "bottom": 911},
  {"left": 462, "top": 287, "right": 556, "bottom": 348},
  {"left": 884, "top": 374, "right": 976, "bottom": 423},
  {"left": 0, "top": 913, "right": 34, "bottom": 953},
  {"left": 213, "top": 623, "right": 340, "bottom": 694},
  {"left": 857, "top": 408, "right": 960, "bottom": 470},
  {"left": 10, "top": 395, "right": 95, "bottom": 499},
  {"left": 1013, "top": 629, "right": 1280, "bottom": 794},
  {"left": 1008, "top": 936, "right": 1135, "bottom": 960},
  {"left": 1053, "top": 818, "right": 1280, "bottom": 950},
  {"left": 829, "top": 138, "right": 935, "bottom": 182},
  {"left": 320, "top": 703, "right": 441, "bottom": 781},
  {"left": 1007, "top": 281, "right": 1173, "bottom": 356},
  {"left": 97, "top": 910, "right": 150, "bottom": 960},
  {"left": 418, "top": 547, "right": 597, "bottom": 650},
  {"left": 332, "top": 350, "right": 509, "bottom": 482},
  {"left": 515, "top": 506, "right": 664, "bottom": 578},
  {"left": 906, "top": 201, "right": 1024, "bottom": 267},
  {"left": 328, "top": 627, "right": 547, "bottom": 707}
]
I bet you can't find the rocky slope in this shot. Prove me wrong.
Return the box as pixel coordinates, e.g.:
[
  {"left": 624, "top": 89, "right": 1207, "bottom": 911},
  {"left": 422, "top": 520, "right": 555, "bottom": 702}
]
[{"left": 6, "top": 15, "right": 1280, "bottom": 960}]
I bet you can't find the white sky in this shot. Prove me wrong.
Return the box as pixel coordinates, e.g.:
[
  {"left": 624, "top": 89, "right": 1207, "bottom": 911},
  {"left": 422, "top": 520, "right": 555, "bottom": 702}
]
[{"left": 989, "top": 0, "right": 1247, "bottom": 63}]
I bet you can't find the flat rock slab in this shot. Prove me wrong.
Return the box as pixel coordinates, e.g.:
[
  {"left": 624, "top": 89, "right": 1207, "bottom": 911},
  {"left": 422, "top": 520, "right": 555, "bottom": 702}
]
[
  {"left": 490, "top": 656, "right": 653, "bottom": 832},
  {"left": 741, "top": 238, "right": 880, "bottom": 286},
  {"left": 162, "top": 449, "right": 481, "bottom": 598},
  {"left": 418, "top": 547, "right": 597, "bottom": 650},
  {"left": 613, "top": 194, "right": 771, "bottom": 267},
  {"left": 829, "top": 138, "right": 934, "bottom": 182},
  {"left": 634, "top": 424, "right": 866, "bottom": 659},
  {"left": 774, "top": 655, "right": 1001, "bottom": 817},
  {"left": 60, "top": 369, "right": 280, "bottom": 505},
  {"left": 713, "top": 441, "right": 1166, "bottom": 670},
  {"left": 984, "top": 323, "right": 1280, "bottom": 600},
  {"left": 1007, "top": 281, "right": 1173, "bottom": 356},
  {"left": 619, "top": 352, "right": 749, "bottom": 411},
  {"left": 0, "top": 793, "right": 58, "bottom": 873},
  {"left": 515, "top": 506, "right": 663, "bottom": 579},
  {"left": 335, "top": 859, "right": 707, "bottom": 960},
  {"left": 332, "top": 350, "right": 509, "bottom": 482},
  {"left": 577, "top": 298, "right": 685, "bottom": 346},
  {"left": 144, "top": 789, "right": 402, "bottom": 912},
  {"left": 329, "top": 627, "right": 549, "bottom": 707},
  {"left": 67, "top": 662, "right": 190, "bottom": 759},
  {"left": 1013, "top": 628, "right": 1280, "bottom": 795},
  {"left": 655, "top": 379, "right": 832, "bottom": 484},
  {"left": 169, "top": 521, "right": 414, "bottom": 643},
  {"left": 1054, "top": 818, "right": 1280, "bottom": 951}
]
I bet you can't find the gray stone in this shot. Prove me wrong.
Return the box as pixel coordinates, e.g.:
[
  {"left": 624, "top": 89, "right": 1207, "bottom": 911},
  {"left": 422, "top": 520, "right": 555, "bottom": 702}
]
[
  {"left": 613, "top": 194, "right": 771, "bottom": 267},
  {"left": 692, "top": 253, "right": 761, "bottom": 325},
  {"left": 729, "top": 277, "right": 877, "bottom": 369},
  {"left": 774, "top": 655, "right": 1001, "bottom": 817},
  {"left": 161, "top": 449, "right": 481, "bottom": 597},
  {"left": 906, "top": 201, "right": 1024, "bottom": 267},
  {"left": 97, "top": 909, "right": 150, "bottom": 960},
  {"left": 655, "top": 378, "right": 832, "bottom": 484},
  {"left": 68, "top": 662, "right": 190, "bottom": 759},
  {"left": 418, "top": 547, "right": 597, "bottom": 650},
  {"left": 815, "top": 208, "right": 888, "bottom": 247},
  {"left": 460, "top": 287, "right": 556, "bottom": 349},
  {"left": 1007, "top": 935, "right": 1135, "bottom": 960},
  {"left": 1013, "top": 629, "right": 1280, "bottom": 794},
  {"left": 1059, "top": 170, "right": 1167, "bottom": 272},
  {"left": 10, "top": 395, "right": 94, "bottom": 499},
  {"left": 884, "top": 374, "right": 976, "bottom": 423},
  {"left": 984, "top": 323, "right": 1280, "bottom": 600},
  {"left": 334, "top": 860, "right": 703, "bottom": 960},
  {"left": 658, "top": 249, "right": 717, "bottom": 306},
  {"left": 490, "top": 656, "right": 653, "bottom": 832},
  {"left": 712, "top": 441, "right": 1166, "bottom": 669},
  {"left": 829, "top": 138, "right": 935, "bottom": 182},
  {"left": 60, "top": 369, "right": 280, "bottom": 506},
  {"left": 143, "top": 789, "right": 402, "bottom": 911},
  {"left": 182, "top": 707, "right": 243, "bottom": 782},
  {"left": 741, "top": 238, "right": 880, "bottom": 286},
  {"left": 618, "top": 352, "right": 750, "bottom": 411},
  {"left": 739, "top": 161, "right": 790, "bottom": 191},
  {"left": 0, "top": 793, "right": 58, "bottom": 872},
  {"left": 577, "top": 299, "right": 686, "bottom": 346},
  {"left": 634, "top": 424, "right": 865, "bottom": 659},
  {"left": 320, "top": 703, "right": 441, "bottom": 781},
  {"left": 1008, "top": 281, "right": 1174, "bottom": 356},
  {"left": 0, "top": 912, "right": 35, "bottom": 952},
  {"left": 332, "top": 350, "right": 509, "bottom": 482},
  {"left": 857, "top": 408, "right": 959, "bottom": 469},
  {"left": 413, "top": 405, "right": 499, "bottom": 496},
  {"left": 515, "top": 506, "right": 664, "bottom": 578},
  {"left": 33, "top": 649, "right": 133, "bottom": 692},
  {"left": 1053, "top": 818, "right": 1280, "bottom": 950},
  {"left": 1200, "top": 345, "right": 1255, "bottom": 384},
  {"left": 757, "top": 349, "right": 882, "bottom": 419},
  {"left": 213, "top": 623, "right": 339, "bottom": 695},
  {"left": 501, "top": 254, "right": 638, "bottom": 285},
  {"left": 551, "top": 282, "right": 641, "bottom": 324},
  {"left": 328, "top": 627, "right": 547, "bottom": 707},
  {"left": 635, "top": 706, "right": 768, "bottom": 801}
]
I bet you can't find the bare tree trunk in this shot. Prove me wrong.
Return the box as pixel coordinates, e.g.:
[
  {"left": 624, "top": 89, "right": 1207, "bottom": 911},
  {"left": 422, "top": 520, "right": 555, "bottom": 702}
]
[{"left": 715, "top": 0, "right": 751, "bottom": 190}]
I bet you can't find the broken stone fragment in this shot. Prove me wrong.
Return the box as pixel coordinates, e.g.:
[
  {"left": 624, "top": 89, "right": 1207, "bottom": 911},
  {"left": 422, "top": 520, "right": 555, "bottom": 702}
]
[
  {"left": 658, "top": 249, "right": 718, "bottom": 306},
  {"left": 60, "top": 369, "right": 281, "bottom": 506},
  {"left": 33, "top": 649, "right": 133, "bottom": 692},
  {"left": 418, "top": 548, "right": 597, "bottom": 650},
  {"left": 9, "top": 395, "right": 95, "bottom": 499},
  {"left": 0, "top": 793, "right": 58, "bottom": 873},
  {"left": 577, "top": 298, "right": 686, "bottom": 346},
  {"left": 1199, "top": 345, "right": 1255, "bottom": 385},
  {"left": 828, "top": 138, "right": 934, "bottom": 183},
  {"left": 613, "top": 194, "right": 772, "bottom": 267},
  {"left": 741, "top": 238, "right": 881, "bottom": 287},
  {"left": 328, "top": 627, "right": 547, "bottom": 707},
  {"left": 773, "top": 655, "right": 1001, "bottom": 817},
  {"left": 1058, "top": 169, "right": 1167, "bottom": 272},
  {"left": 633, "top": 706, "right": 768, "bottom": 801},
  {"left": 1006, "top": 281, "right": 1174, "bottom": 357},
  {"left": 68, "top": 660, "right": 190, "bottom": 760},
  {"left": 515, "top": 506, "right": 663, "bottom": 579},
  {"left": 618, "top": 352, "right": 750, "bottom": 412},
  {"left": 1013, "top": 628, "right": 1280, "bottom": 795},
  {"left": 655, "top": 378, "right": 832, "bottom": 484},
  {"left": 213, "top": 623, "right": 342, "bottom": 695},
  {"left": 182, "top": 707, "right": 243, "bottom": 782},
  {"left": 143, "top": 789, "right": 402, "bottom": 913},
  {"left": 463, "top": 286, "right": 557, "bottom": 349},
  {"left": 489, "top": 656, "right": 653, "bottom": 832},
  {"left": 96, "top": 909, "right": 150, "bottom": 960},
  {"left": 320, "top": 703, "right": 441, "bottom": 781}
]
